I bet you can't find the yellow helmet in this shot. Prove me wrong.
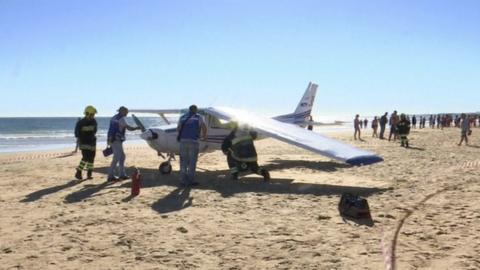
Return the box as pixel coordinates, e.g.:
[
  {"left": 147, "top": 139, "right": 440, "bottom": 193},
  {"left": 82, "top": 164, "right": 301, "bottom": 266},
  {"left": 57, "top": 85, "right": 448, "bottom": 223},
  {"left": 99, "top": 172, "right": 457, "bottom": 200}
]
[{"left": 84, "top": 105, "right": 97, "bottom": 115}]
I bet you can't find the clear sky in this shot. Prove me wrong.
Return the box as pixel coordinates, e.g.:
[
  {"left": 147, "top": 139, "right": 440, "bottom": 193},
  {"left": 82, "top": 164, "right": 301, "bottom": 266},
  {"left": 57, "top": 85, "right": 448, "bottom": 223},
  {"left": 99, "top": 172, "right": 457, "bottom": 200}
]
[{"left": 1, "top": 0, "right": 479, "bottom": 117}]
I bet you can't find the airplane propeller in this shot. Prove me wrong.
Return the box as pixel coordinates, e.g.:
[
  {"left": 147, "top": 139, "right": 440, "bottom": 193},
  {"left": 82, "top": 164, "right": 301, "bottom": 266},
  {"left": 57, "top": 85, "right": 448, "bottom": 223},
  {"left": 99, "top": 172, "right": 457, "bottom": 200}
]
[{"left": 132, "top": 114, "right": 146, "bottom": 132}]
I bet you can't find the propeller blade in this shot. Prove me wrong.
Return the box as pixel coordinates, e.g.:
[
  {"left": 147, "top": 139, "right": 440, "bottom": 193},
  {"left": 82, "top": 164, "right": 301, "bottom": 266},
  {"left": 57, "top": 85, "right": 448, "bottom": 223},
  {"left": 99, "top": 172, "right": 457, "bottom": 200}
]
[{"left": 132, "top": 114, "right": 146, "bottom": 132}]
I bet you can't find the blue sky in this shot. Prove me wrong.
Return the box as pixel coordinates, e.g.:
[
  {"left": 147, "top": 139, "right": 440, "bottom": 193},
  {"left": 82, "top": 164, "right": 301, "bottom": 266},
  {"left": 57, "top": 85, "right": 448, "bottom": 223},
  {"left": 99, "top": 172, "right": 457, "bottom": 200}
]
[{"left": 1, "top": 0, "right": 479, "bottom": 117}]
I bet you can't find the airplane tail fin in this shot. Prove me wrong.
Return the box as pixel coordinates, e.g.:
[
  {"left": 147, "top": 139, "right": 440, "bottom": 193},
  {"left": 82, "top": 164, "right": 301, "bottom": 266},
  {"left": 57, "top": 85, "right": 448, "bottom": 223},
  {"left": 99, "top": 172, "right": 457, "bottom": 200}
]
[
  {"left": 294, "top": 82, "right": 318, "bottom": 115},
  {"left": 273, "top": 82, "right": 318, "bottom": 126}
]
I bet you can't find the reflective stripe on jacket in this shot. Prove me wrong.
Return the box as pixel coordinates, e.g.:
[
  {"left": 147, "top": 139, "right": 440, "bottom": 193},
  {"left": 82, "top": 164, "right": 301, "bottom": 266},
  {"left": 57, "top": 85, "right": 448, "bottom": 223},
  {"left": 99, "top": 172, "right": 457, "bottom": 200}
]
[{"left": 79, "top": 144, "right": 96, "bottom": 151}]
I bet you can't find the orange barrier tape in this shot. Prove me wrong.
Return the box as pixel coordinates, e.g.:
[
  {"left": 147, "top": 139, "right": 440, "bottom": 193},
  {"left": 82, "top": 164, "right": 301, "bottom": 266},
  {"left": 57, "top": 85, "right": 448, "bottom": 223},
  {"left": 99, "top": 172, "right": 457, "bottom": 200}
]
[
  {"left": 0, "top": 146, "right": 150, "bottom": 165},
  {"left": 383, "top": 159, "right": 480, "bottom": 270}
]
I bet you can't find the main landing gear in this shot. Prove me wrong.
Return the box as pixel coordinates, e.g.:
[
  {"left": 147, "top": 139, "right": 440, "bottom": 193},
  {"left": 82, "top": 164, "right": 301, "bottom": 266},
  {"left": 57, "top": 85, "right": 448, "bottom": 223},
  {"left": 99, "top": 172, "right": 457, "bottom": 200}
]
[{"left": 159, "top": 153, "right": 175, "bottom": 175}]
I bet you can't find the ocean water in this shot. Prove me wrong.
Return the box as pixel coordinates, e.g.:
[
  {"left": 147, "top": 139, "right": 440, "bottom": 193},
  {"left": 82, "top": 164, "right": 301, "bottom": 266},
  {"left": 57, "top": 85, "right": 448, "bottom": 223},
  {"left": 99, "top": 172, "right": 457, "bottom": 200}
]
[
  {"left": 0, "top": 116, "right": 354, "bottom": 153},
  {"left": 0, "top": 117, "right": 165, "bottom": 153}
]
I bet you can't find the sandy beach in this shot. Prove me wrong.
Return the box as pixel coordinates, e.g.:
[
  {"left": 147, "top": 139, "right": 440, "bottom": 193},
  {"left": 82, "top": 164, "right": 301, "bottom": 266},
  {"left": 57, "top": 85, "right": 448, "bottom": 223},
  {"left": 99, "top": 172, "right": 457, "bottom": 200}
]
[{"left": 0, "top": 128, "right": 479, "bottom": 270}]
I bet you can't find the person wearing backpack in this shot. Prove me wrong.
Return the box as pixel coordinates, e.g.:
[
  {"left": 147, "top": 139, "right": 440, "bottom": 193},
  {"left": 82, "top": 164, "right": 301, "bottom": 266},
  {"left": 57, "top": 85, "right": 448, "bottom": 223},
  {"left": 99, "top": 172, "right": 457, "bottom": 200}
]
[{"left": 177, "top": 105, "right": 207, "bottom": 187}]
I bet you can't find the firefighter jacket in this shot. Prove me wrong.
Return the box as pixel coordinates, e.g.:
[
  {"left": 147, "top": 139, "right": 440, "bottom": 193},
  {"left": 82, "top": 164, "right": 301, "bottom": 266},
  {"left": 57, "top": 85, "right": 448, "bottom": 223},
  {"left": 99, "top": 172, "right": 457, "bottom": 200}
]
[{"left": 75, "top": 117, "right": 97, "bottom": 151}]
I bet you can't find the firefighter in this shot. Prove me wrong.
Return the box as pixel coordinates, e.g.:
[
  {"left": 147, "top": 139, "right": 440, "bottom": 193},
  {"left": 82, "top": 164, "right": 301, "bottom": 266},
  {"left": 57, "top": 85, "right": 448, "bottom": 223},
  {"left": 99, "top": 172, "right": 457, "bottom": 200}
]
[
  {"left": 74, "top": 105, "right": 98, "bottom": 180},
  {"left": 221, "top": 123, "right": 270, "bottom": 181},
  {"left": 397, "top": 113, "right": 411, "bottom": 148}
]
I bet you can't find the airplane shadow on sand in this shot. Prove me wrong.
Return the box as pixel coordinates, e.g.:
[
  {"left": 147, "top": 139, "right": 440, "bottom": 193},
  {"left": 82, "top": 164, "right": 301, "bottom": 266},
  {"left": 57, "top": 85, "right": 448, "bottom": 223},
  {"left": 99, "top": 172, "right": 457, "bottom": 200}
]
[
  {"left": 91, "top": 159, "right": 390, "bottom": 214},
  {"left": 264, "top": 159, "right": 352, "bottom": 172},
  {"left": 21, "top": 159, "right": 391, "bottom": 215}
]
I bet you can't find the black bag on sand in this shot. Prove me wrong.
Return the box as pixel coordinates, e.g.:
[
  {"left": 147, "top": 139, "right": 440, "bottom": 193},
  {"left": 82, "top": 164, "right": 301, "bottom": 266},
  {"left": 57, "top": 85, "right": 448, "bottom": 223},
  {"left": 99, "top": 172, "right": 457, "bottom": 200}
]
[{"left": 338, "top": 193, "right": 371, "bottom": 219}]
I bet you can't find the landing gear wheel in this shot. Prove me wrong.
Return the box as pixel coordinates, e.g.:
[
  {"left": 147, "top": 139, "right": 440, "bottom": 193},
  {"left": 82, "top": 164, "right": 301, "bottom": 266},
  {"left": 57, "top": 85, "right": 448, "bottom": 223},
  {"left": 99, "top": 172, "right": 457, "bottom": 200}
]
[{"left": 159, "top": 162, "right": 172, "bottom": 175}]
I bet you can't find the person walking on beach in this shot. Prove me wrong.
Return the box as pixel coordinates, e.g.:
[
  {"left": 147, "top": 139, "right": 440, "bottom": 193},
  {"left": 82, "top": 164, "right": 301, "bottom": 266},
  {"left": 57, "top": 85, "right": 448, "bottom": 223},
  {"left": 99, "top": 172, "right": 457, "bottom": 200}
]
[
  {"left": 177, "top": 105, "right": 207, "bottom": 187},
  {"left": 412, "top": 115, "right": 417, "bottom": 129},
  {"left": 379, "top": 112, "right": 388, "bottom": 139},
  {"left": 354, "top": 114, "right": 361, "bottom": 140},
  {"left": 107, "top": 106, "right": 141, "bottom": 182},
  {"left": 307, "top": 115, "right": 314, "bottom": 131},
  {"left": 388, "top": 110, "right": 399, "bottom": 141},
  {"left": 458, "top": 113, "right": 471, "bottom": 146},
  {"left": 364, "top": 118, "right": 368, "bottom": 130},
  {"left": 74, "top": 106, "right": 98, "bottom": 180},
  {"left": 371, "top": 116, "right": 378, "bottom": 138},
  {"left": 397, "top": 113, "right": 411, "bottom": 148}
]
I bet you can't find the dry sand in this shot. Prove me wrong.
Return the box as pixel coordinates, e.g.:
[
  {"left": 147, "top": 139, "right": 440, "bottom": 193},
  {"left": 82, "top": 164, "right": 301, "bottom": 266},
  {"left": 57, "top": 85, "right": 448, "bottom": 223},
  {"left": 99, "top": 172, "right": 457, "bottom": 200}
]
[{"left": 0, "top": 128, "right": 479, "bottom": 270}]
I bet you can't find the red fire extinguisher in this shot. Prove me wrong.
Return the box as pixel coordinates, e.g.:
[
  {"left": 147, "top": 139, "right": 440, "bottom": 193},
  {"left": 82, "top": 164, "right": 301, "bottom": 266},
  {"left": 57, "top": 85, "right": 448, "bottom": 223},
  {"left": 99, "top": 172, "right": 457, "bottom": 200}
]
[{"left": 131, "top": 168, "right": 141, "bottom": 196}]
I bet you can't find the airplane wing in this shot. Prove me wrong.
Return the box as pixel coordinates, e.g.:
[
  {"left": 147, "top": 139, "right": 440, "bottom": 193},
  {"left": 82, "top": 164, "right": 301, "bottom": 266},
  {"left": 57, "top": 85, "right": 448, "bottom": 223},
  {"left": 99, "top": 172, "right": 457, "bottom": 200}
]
[
  {"left": 129, "top": 109, "right": 182, "bottom": 114},
  {"left": 130, "top": 109, "right": 182, "bottom": 125},
  {"left": 302, "top": 121, "right": 347, "bottom": 126},
  {"left": 204, "top": 107, "right": 383, "bottom": 166}
]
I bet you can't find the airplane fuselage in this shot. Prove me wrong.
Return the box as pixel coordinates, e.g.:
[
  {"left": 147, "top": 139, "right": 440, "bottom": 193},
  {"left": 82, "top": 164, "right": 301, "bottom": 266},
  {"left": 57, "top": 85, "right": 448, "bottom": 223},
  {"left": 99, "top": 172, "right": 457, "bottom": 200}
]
[{"left": 141, "top": 125, "right": 232, "bottom": 155}]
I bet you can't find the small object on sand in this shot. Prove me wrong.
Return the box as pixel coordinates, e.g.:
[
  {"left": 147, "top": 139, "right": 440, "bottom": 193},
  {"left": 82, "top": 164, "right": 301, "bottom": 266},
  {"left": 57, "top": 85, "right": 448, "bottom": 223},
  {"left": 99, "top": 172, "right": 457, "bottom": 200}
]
[
  {"left": 338, "top": 193, "right": 371, "bottom": 219},
  {"left": 176, "top": 227, "right": 188, "bottom": 233},
  {"left": 131, "top": 168, "right": 141, "bottom": 196}
]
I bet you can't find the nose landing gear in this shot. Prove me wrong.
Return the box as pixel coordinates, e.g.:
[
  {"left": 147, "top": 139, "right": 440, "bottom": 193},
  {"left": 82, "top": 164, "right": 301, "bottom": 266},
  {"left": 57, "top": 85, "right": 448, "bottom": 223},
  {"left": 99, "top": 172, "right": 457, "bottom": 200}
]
[
  {"left": 159, "top": 162, "right": 172, "bottom": 174},
  {"left": 159, "top": 153, "right": 175, "bottom": 175}
]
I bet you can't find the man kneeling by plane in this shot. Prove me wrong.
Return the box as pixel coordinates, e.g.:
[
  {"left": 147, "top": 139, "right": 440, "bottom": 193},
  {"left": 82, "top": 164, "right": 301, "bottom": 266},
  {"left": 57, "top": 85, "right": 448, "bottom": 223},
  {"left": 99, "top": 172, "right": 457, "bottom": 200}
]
[{"left": 221, "top": 123, "right": 270, "bottom": 181}]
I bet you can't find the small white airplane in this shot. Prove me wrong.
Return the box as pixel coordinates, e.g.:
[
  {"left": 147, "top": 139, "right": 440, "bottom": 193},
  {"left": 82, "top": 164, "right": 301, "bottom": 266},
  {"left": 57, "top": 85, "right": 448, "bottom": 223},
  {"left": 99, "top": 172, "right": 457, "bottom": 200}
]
[{"left": 130, "top": 82, "right": 383, "bottom": 174}]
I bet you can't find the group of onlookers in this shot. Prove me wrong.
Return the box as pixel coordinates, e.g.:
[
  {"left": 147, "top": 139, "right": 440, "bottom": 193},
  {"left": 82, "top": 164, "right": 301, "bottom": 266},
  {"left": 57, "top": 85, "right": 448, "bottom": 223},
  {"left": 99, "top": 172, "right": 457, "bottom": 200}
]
[{"left": 354, "top": 112, "right": 478, "bottom": 147}]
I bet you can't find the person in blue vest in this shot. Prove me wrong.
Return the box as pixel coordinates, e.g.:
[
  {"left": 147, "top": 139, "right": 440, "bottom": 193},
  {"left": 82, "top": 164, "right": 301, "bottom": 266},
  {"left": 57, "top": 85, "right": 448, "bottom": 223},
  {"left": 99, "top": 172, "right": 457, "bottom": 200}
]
[
  {"left": 107, "top": 106, "right": 141, "bottom": 182},
  {"left": 177, "top": 105, "right": 207, "bottom": 187}
]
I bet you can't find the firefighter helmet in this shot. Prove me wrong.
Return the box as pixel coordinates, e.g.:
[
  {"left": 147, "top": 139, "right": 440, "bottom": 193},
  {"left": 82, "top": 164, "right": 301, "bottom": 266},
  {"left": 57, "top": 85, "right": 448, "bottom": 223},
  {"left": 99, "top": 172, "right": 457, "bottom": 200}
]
[{"left": 84, "top": 105, "right": 97, "bottom": 115}]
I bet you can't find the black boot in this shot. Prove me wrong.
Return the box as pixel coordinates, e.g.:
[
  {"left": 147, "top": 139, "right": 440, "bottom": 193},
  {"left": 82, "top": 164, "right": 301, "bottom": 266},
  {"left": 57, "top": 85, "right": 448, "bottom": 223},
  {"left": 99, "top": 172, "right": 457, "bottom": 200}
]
[
  {"left": 231, "top": 172, "right": 239, "bottom": 180},
  {"left": 87, "top": 170, "right": 93, "bottom": 179},
  {"left": 261, "top": 169, "right": 270, "bottom": 182},
  {"left": 75, "top": 169, "right": 82, "bottom": 180}
]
